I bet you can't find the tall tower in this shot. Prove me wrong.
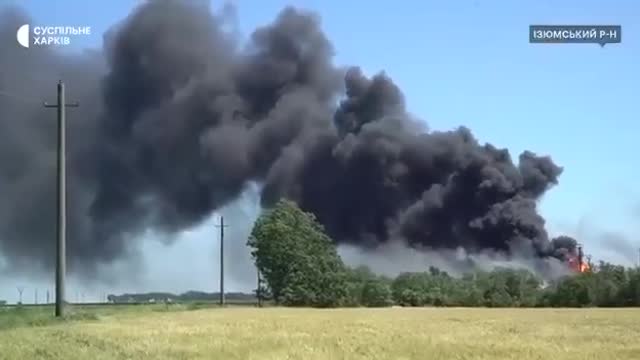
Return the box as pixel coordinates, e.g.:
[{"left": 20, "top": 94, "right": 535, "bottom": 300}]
[{"left": 577, "top": 244, "right": 583, "bottom": 270}]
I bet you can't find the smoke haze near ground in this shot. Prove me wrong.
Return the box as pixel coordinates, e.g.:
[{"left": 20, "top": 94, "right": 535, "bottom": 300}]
[{"left": 0, "top": 0, "right": 589, "bottom": 283}]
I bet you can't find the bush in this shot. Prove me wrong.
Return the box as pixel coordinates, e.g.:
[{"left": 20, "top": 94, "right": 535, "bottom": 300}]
[{"left": 361, "top": 280, "right": 393, "bottom": 307}]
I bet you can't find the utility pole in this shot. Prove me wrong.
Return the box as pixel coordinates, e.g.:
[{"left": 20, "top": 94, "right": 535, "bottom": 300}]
[
  {"left": 17, "top": 287, "right": 24, "bottom": 304},
  {"left": 257, "top": 268, "right": 262, "bottom": 308},
  {"left": 44, "top": 80, "right": 79, "bottom": 317},
  {"left": 46, "top": 290, "right": 50, "bottom": 304},
  {"left": 215, "top": 216, "right": 228, "bottom": 306},
  {"left": 35, "top": 289, "right": 38, "bottom": 305}
]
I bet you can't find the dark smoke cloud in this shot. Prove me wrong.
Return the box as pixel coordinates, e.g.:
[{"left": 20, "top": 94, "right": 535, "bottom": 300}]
[
  {"left": 0, "top": 0, "right": 574, "bottom": 279},
  {"left": 548, "top": 235, "right": 579, "bottom": 261},
  {"left": 0, "top": 6, "right": 105, "bottom": 276}
]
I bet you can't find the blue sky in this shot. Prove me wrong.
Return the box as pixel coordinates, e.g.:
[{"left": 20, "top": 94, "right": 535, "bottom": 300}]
[{"left": 1, "top": 0, "right": 638, "bottom": 300}]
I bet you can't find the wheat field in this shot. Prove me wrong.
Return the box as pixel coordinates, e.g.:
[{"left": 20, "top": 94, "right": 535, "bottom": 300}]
[{"left": 1, "top": 307, "right": 639, "bottom": 360}]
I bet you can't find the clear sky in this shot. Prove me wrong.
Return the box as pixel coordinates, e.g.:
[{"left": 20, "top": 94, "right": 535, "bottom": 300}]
[{"left": 1, "top": 0, "right": 638, "bottom": 302}]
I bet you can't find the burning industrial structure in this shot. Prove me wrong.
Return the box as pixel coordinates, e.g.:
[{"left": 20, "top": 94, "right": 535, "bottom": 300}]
[
  {"left": 567, "top": 245, "right": 591, "bottom": 273},
  {"left": 0, "top": 0, "right": 589, "bottom": 279}
]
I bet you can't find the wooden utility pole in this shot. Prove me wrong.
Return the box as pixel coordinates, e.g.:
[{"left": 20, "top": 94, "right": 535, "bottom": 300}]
[
  {"left": 257, "top": 268, "right": 262, "bottom": 308},
  {"left": 44, "top": 81, "right": 78, "bottom": 317},
  {"left": 215, "top": 216, "right": 228, "bottom": 306}
]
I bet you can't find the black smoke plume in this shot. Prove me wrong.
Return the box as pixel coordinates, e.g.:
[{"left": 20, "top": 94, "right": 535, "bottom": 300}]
[{"left": 0, "top": 0, "right": 575, "bottom": 278}]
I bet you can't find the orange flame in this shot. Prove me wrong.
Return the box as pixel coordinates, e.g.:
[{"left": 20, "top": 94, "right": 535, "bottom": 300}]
[
  {"left": 580, "top": 262, "right": 590, "bottom": 273},
  {"left": 567, "top": 256, "right": 590, "bottom": 273}
]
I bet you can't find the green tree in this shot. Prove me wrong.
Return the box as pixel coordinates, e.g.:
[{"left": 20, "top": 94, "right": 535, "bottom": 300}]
[
  {"left": 392, "top": 273, "right": 428, "bottom": 306},
  {"left": 485, "top": 286, "right": 512, "bottom": 307},
  {"left": 619, "top": 268, "right": 640, "bottom": 306},
  {"left": 587, "top": 262, "right": 626, "bottom": 306},
  {"left": 550, "top": 275, "right": 591, "bottom": 307},
  {"left": 397, "top": 289, "right": 425, "bottom": 307},
  {"left": 248, "top": 199, "right": 348, "bottom": 307},
  {"left": 361, "top": 279, "right": 394, "bottom": 307},
  {"left": 500, "top": 269, "right": 541, "bottom": 307},
  {"left": 343, "top": 265, "right": 378, "bottom": 306}
]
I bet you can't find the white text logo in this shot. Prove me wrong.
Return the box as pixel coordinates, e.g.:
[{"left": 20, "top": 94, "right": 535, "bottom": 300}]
[{"left": 16, "top": 24, "right": 92, "bottom": 48}]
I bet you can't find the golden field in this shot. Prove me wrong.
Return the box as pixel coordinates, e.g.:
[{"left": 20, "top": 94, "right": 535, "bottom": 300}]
[{"left": 1, "top": 306, "right": 639, "bottom": 360}]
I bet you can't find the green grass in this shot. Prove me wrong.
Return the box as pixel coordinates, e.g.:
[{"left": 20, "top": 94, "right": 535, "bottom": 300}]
[
  {"left": 1, "top": 306, "right": 639, "bottom": 359},
  {"left": 0, "top": 303, "right": 221, "bottom": 331},
  {"left": 0, "top": 306, "right": 97, "bottom": 330}
]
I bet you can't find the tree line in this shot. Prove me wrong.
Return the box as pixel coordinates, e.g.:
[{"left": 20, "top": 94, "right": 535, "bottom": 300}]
[
  {"left": 249, "top": 199, "right": 640, "bottom": 308},
  {"left": 106, "top": 291, "right": 256, "bottom": 304}
]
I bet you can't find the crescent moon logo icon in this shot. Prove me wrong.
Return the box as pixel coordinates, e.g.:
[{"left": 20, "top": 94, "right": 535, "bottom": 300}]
[{"left": 17, "top": 24, "right": 30, "bottom": 48}]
